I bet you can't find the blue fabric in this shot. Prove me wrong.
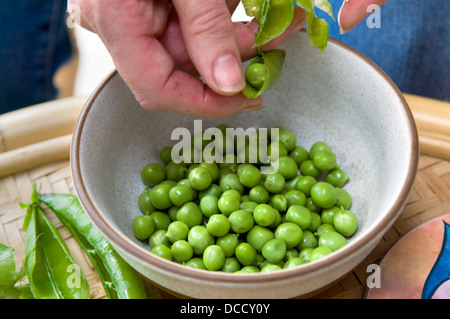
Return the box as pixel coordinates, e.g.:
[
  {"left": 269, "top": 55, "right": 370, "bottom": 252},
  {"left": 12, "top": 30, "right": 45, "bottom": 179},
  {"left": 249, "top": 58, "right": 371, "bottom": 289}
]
[
  {"left": 0, "top": 0, "right": 72, "bottom": 113},
  {"left": 320, "top": 0, "right": 450, "bottom": 102}
]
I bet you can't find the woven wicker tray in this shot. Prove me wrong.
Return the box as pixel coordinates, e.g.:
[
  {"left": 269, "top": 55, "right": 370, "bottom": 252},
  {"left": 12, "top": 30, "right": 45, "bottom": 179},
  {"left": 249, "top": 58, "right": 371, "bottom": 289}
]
[{"left": 1, "top": 95, "right": 449, "bottom": 299}]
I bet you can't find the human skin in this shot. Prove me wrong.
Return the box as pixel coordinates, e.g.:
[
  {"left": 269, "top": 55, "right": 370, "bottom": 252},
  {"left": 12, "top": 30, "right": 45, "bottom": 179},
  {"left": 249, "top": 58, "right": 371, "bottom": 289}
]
[{"left": 69, "top": 0, "right": 387, "bottom": 117}]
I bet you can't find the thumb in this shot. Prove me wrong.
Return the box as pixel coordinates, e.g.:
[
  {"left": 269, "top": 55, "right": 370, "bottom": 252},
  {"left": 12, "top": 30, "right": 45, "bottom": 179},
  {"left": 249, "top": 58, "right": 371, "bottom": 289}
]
[
  {"left": 172, "top": 0, "right": 246, "bottom": 96},
  {"left": 338, "top": 0, "right": 388, "bottom": 34}
]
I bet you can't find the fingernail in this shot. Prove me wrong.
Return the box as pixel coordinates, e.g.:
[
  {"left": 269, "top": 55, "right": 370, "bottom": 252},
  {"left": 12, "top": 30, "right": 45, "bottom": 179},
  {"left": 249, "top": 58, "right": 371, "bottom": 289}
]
[
  {"left": 213, "top": 53, "right": 246, "bottom": 93},
  {"left": 238, "top": 104, "right": 264, "bottom": 113},
  {"left": 337, "top": 0, "right": 349, "bottom": 34}
]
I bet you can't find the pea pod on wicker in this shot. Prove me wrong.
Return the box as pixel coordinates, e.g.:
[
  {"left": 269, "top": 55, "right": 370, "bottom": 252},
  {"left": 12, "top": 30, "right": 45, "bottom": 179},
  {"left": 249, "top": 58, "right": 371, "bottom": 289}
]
[
  {"left": 20, "top": 185, "right": 90, "bottom": 299},
  {"left": 0, "top": 242, "right": 32, "bottom": 299},
  {"left": 38, "top": 192, "right": 147, "bottom": 299},
  {"left": 243, "top": 49, "right": 286, "bottom": 99}
]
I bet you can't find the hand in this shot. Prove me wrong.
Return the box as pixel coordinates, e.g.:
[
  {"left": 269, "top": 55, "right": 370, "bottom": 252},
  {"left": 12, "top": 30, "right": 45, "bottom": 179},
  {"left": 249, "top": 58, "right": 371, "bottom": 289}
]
[
  {"left": 69, "top": 0, "right": 305, "bottom": 117},
  {"left": 338, "top": 0, "right": 388, "bottom": 33}
]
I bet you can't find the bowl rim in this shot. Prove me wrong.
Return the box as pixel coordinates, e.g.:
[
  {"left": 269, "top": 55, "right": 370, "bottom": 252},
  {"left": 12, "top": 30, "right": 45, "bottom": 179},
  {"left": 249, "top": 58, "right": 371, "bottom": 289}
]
[{"left": 71, "top": 32, "right": 419, "bottom": 287}]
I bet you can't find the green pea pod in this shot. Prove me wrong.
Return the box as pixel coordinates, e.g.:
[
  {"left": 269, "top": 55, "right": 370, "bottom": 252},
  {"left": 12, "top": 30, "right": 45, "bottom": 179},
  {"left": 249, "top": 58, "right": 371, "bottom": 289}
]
[
  {"left": 243, "top": 0, "right": 295, "bottom": 46},
  {"left": 295, "top": 0, "right": 333, "bottom": 52},
  {"left": 243, "top": 49, "right": 286, "bottom": 99},
  {"left": 0, "top": 242, "right": 31, "bottom": 299},
  {"left": 39, "top": 193, "right": 148, "bottom": 299},
  {"left": 23, "top": 203, "right": 90, "bottom": 299}
]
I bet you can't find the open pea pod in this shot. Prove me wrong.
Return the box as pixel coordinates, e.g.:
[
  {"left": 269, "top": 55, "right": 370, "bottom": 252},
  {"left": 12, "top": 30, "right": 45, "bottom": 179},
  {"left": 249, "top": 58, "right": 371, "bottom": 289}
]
[
  {"left": 296, "top": 0, "right": 333, "bottom": 52},
  {"left": 243, "top": 0, "right": 294, "bottom": 46},
  {"left": 22, "top": 185, "right": 90, "bottom": 299},
  {"left": 243, "top": 49, "right": 286, "bottom": 99}
]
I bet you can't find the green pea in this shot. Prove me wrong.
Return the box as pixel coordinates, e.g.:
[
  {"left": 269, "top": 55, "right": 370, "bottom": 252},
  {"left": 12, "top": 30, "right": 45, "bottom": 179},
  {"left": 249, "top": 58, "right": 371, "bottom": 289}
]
[
  {"left": 318, "top": 232, "right": 347, "bottom": 252},
  {"left": 219, "top": 173, "right": 244, "bottom": 195},
  {"left": 168, "top": 184, "right": 194, "bottom": 207},
  {"left": 249, "top": 185, "right": 270, "bottom": 204},
  {"left": 299, "top": 160, "right": 321, "bottom": 178},
  {"left": 203, "top": 245, "right": 226, "bottom": 271},
  {"left": 235, "top": 242, "right": 257, "bottom": 266},
  {"left": 206, "top": 214, "right": 231, "bottom": 237},
  {"left": 159, "top": 146, "right": 173, "bottom": 165},
  {"left": 141, "top": 163, "right": 165, "bottom": 186},
  {"left": 199, "top": 195, "right": 219, "bottom": 218},
  {"left": 188, "top": 226, "right": 215, "bottom": 255},
  {"left": 310, "top": 246, "right": 333, "bottom": 262},
  {"left": 132, "top": 215, "right": 155, "bottom": 240},
  {"left": 199, "top": 162, "right": 220, "bottom": 182},
  {"left": 149, "top": 183, "right": 173, "bottom": 210},
  {"left": 310, "top": 181, "right": 337, "bottom": 208},
  {"left": 177, "top": 178, "right": 198, "bottom": 198},
  {"left": 284, "top": 175, "right": 302, "bottom": 191},
  {"left": 333, "top": 209, "right": 358, "bottom": 237},
  {"left": 321, "top": 206, "right": 340, "bottom": 224},
  {"left": 284, "top": 248, "right": 299, "bottom": 261},
  {"left": 271, "top": 194, "right": 287, "bottom": 212},
  {"left": 296, "top": 176, "right": 317, "bottom": 196},
  {"left": 240, "top": 201, "right": 258, "bottom": 213},
  {"left": 229, "top": 210, "right": 254, "bottom": 233},
  {"left": 308, "top": 212, "right": 322, "bottom": 232},
  {"left": 198, "top": 184, "right": 221, "bottom": 199},
  {"left": 312, "top": 150, "right": 337, "bottom": 171},
  {"left": 166, "top": 161, "right": 186, "bottom": 182},
  {"left": 253, "top": 204, "right": 276, "bottom": 227},
  {"left": 325, "top": 168, "right": 350, "bottom": 187},
  {"left": 176, "top": 202, "right": 203, "bottom": 228},
  {"left": 289, "top": 146, "right": 309, "bottom": 165},
  {"left": 218, "top": 194, "right": 241, "bottom": 217},
  {"left": 284, "top": 190, "right": 306, "bottom": 207},
  {"left": 260, "top": 264, "right": 282, "bottom": 273},
  {"left": 275, "top": 222, "right": 303, "bottom": 249},
  {"left": 185, "top": 257, "right": 206, "bottom": 270},
  {"left": 167, "top": 206, "right": 178, "bottom": 222},
  {"left": 222, "top": 257, "right": 241, "bottom": 273},
  {"left": 149, "top": 211, "right": 171, "bottom": 230},
  {"left": 151, "top": 244, "right": 172, "bottom": 261},
  {"left": 285, "top": 205, "right": 312, "bottom": 230},
  {"left": 309, "top": 141, "right": 332, "bottom": 159},
  {"left": 221, "top": 189, "right": 242, "bottom": 200},
  {"left": 299, "top": 248, "right": 314, "bottom": 262},
  {"left": 216, "top": 233, "right": 240, "bottom": 257},
  {"left": 237, "top": 266, "right": 260, "bottom": 273},
  {"left": 335, "top": 187, "right": 352, "bottom": 210},
  {"left": 267, "top": 141, "right": 288, "bottom": 161},
  {"left": 166, "top": 221, "right": 189, "bottom": 243},
  {"left": 149, "top": 229, "right": 170, "bottom": 248},
  {"left": 315, "top": 224, "right": 337, "bottom": 237},
  {"left": 262, "top": 238, "right": 286, "bottom": 264},
  {"left": 245, "top": 62, "right": 266, "bottom": 90},
  {"left": 246, "top": 225, "right": 275, "bottom": 252},
  {"left": 238, "top": 164, "right": 261, "bottom": 188},
  {"left": 305, "top": 196, "right": 321, "bottom": 213},
  {"left": 137, "top": 187, "right": 156, "bottom": 215},
  {"left": 189, "top": 166, "right": 212, "bottom": 191},
  {"left": 277, "top": 156, "right": 298, "bottom": 180},
  {"left": 278, "top": 128, "right": 297, "bottom": 152},
  {"left": 264, "top": 173, "right": 285, "bottom": 193},
  {"left": 283, "top": 257, "right": 308, "bottom": 269},
  {"left": 171, "top": 240, "right": 193, "bottom": 262},
  {"left": 297, "top": 230, "right": 318, "bottom": 250}
]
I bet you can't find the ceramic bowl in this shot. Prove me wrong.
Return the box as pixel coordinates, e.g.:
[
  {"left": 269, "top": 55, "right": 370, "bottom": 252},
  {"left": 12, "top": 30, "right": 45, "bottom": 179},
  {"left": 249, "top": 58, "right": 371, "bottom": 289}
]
[{"left": 71, "top": 31, "right": 418, "bottom": 298}]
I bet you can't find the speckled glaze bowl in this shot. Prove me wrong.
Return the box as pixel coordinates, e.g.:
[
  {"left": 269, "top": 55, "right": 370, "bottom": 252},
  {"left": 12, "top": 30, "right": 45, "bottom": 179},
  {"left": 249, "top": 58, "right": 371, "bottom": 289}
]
[{"left": 71, "top": 31, "right": 418, "bottom": 299}]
